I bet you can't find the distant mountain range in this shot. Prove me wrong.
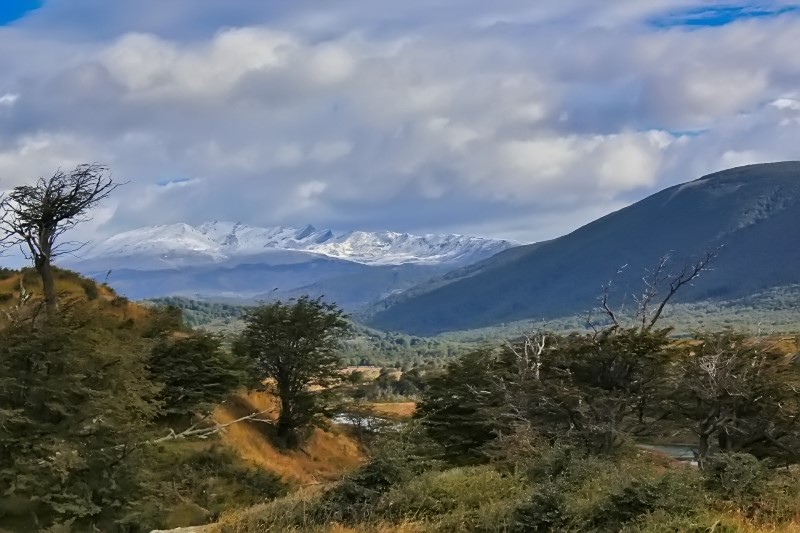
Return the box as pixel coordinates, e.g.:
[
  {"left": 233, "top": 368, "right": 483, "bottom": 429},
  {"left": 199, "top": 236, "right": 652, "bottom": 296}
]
[
  {"left": 65, "top": 222, "right": 515, "bottom": 306},
  {"left": 366, "top": 162, "right": 800, "bottom": 335},
  {"left": 73, "top": 221, "right": 513, "bottom": 270}
]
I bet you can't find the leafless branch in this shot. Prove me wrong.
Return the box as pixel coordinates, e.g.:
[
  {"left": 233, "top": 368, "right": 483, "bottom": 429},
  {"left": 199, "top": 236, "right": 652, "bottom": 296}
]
[
  {"left": 150, "top": 409, "right": 275, "bottom": 444},
  {"left": 645, "top": 248, "right": 719, "bottom": 331}
]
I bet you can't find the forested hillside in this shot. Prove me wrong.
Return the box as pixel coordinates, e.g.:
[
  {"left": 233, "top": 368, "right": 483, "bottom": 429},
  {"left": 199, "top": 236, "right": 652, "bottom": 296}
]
[{"left": 148, "top": 296, "right": 473, "bottom": 366}]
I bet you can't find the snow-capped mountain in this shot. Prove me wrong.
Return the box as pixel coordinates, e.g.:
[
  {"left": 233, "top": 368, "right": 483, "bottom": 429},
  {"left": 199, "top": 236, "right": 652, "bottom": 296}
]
[
  {"left": 64, "top": 222, "right": 518, "bottom": 308},
  {"left": 72, "top": 221, "right": 515, "bottom": 271}
]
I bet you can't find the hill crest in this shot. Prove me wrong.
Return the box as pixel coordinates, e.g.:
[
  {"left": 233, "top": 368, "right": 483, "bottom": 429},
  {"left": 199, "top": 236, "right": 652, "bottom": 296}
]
[{"left": 367, "top": 162, "right": 800, "bottom": 335}]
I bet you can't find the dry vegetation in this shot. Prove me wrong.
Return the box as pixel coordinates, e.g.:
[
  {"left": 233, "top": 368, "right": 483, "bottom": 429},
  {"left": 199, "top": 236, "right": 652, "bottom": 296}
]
[
  {"left": 214, "top": 391, "right": 364, "bottom": 485},
  {"left": 368, "top": 402, "right": 416, "bottom": 419}
]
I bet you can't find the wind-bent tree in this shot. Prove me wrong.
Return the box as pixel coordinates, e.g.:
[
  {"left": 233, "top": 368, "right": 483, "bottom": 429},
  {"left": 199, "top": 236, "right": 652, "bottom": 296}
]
[
  {"left": 235, "top": 296, "right": 350, "bottom": 448},
  {"left": 0, "top": 164, "right": 118, "bottom": 316}
]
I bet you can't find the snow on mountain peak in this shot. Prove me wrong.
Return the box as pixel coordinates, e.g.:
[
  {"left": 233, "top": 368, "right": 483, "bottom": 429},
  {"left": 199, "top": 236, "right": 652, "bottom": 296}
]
[{"left": 75, "top": 222, "right": 516, "bottom": 270}]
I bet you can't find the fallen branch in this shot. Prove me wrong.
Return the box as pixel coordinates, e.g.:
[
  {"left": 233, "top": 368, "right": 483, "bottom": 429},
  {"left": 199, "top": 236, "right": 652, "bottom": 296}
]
[{"left": 151, "top": 409, "right": 275, "bottom": 444}]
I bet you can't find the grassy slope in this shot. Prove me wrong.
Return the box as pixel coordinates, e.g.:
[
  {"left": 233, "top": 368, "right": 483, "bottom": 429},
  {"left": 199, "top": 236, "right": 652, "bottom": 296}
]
[
  {"left": 214, "top": 391, "right": 364, "bottom": 485},
  {"left": 0, "top": 268, "right": 366, "bottom": 493}
]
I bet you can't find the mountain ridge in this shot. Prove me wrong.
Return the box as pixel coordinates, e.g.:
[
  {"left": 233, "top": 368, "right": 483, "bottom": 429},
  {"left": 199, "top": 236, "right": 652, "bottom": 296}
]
[
  {"left": 65, "top": 222, "right": 517, "bottom": 308},
  {"left": 70, "top": 221, "right": 516, "bottom": 271},
  {"left": 367, "top": 161, "right": 800, "bottom": 335}
]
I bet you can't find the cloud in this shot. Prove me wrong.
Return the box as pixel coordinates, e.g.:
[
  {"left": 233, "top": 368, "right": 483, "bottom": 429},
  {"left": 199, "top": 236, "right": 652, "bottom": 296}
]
[
  {"left": 0, "top": 1, "right": 799, "bottom": 243},
  {"left": 0, "top": 93, "right": 18, "bottom": 105}
]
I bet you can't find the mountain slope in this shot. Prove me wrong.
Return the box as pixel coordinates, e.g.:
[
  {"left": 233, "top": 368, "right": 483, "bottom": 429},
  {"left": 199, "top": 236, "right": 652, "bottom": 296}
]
[{"left": 367, "top": 162, "right": 800, "bottom": 335}]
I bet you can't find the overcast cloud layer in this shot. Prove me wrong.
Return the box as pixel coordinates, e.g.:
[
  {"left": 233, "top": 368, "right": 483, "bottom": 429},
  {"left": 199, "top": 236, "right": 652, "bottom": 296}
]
[{"left": 1, "top": 0, "right": 799, "bottom": 243}]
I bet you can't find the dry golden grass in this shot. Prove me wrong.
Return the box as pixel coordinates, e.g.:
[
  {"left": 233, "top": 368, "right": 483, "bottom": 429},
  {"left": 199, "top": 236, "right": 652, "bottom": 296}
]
[
  {"left": 213, "top": 391, "right": 364, "bottom": 485},
  {"left": 698, "top": 514, "right": 800, "bottom": 533},
  {"left": 368, "top": 402, "right": 416, "bottom": 419},
  {"left": 0, "top": 270, "right": 153, "bottom": 328},
  {"left": 342, "top": 366, "right": 384, "bottom": 381}
]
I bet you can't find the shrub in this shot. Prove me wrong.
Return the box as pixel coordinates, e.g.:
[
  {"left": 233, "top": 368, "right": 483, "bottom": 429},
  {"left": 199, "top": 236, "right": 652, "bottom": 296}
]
[
  {"left": 312, "top": 454, "right": 414, "bottom": 523},
  {"left": 589, "top": 470, "right": 703, "bottom": 530},
  {"left": 80, "top": 278, "right": 99, "bottom": 300},
  {"left": 378, "top": 466, "right": 526, "bottom": 521},
  {"left": 215, "top": 491, "right": 320, "bottom": 532},
  {"left": 510, "top": 484, "right": 570, "bottom": 533},
  {"left": 126, "top": 445, "right": 288, "bottom": 531},
  {"left": 20, "top": 267, "right": 39, "bottom": 285},
  {"left": 172, "top": 446, "right": 287, "bottom": 512},
  {"left": 312, "top": 424, "right": 439, "bottom": 524},
  {"left": 703, "top": 453, "right": 769, "bottom": 502},
  {"left": 111, "top": 295, "right": 129, "bottom": 307},
  {"left": 348, "top": 370, "right": 366, "bottom": 384},
  {"left": 703, "top": 454, "right": 800, "bottom": 524}
]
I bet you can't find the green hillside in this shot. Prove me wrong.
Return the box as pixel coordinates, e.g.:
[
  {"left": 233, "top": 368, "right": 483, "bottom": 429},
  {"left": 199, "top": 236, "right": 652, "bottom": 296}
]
[{"left": 368, "top": 162, "right": 800, "bottom": 335}]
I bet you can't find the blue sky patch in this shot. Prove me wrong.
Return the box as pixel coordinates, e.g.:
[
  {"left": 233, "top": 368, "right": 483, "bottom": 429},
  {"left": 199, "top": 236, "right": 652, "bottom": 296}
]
[
  {"left": 650, "top": 4, "right": 800, "bottom": 28},
  {"left": 157, "top": 177, "right": 193, "bottom": 187},
  {"left": 0, "top": 0, "right": 43, "bottom": 25},
  {"left": 666, "top": 128, "right": 710, "bottom": 138}
]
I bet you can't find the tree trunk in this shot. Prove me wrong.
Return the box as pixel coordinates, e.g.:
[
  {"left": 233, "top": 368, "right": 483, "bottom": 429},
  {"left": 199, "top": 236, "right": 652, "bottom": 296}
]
[
  {"left": 36, "top": 257, "right": 57, "bottom": 318},
  {"left": 277, "top": 390, "right": 299, "bottom": 449},
  {"left": 698, "top": 431, "right": 711, "bottom": 469},
  {"left": 718, "top": 427, "right": 731, "bottom": 452}
]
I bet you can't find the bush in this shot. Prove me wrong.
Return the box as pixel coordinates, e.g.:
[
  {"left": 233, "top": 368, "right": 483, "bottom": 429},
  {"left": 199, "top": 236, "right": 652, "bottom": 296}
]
[
  {"left": 20, "top": 267, "right": 39, "bottom": 285},
  {"left": 312, "top": 454, "right": 414, "bottom": 523},
  {"left": 589, "top": 470, "right": 703, "bottom": 530},
  {"left": 703, "top": 454, "right": 800, "bottom": 524},
  {"left": 510, "top": 484, "right": 570, "bottom": 533},
  {"left": 171, "top": 446, "right": 287, "bottom": 512},
  {"left": 509, "top": 444, "right": 705, "bottom": 533},
  {"left": 378, "top": 466, "right": 526, "bottom": 521},
  {"left": 80, "top": 278, "right": 99, "bottom": 300},
  {"left": 125, "top": 445, "right": 288, "bottom": 531},
  {"left": 348, "top": 370, "right": 366, "bottom": 384},
  {"left": 703, "top": 453, "right": 769, "bottom": 504},
  {"left": 312, "top": 424, "right": 440, "bottom": 524},
  {"left": 111, "top": 295, "right": 129, "bottom": 307},
  {"left": 216, "top": 491, "right": 320, "bottom": 532}
]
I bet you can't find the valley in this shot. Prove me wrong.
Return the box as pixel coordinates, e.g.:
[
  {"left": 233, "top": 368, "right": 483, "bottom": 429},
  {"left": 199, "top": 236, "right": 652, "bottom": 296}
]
[
  {"left": 4, "top": 2, "right": 800, "bottom": 531},
  {"left": 2, "top": 163, "right": 800, "bottom": 533}
]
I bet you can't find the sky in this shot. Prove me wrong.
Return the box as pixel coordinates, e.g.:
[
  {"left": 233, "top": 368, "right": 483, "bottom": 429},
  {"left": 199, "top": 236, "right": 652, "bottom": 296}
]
[{"left": 0, "top": 1, "right": 799, "bottom": 244}]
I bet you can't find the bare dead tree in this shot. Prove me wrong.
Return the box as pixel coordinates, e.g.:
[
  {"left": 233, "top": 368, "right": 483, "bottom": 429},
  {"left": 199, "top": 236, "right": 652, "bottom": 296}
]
[
  {"left": 589, "top": 249, "right": 719, "bottom": 334},
  {"left": 585, "top": 265, "right": 627, "bottom": 336},
  {"left": 640, "top": 248, "right": 719, "bottom": 331},
  {"left": 505, "top": 330, "right": 548, "bottom": 382},
  {"left": 0, "top": 164, "right": 119, "bottom": 317}
]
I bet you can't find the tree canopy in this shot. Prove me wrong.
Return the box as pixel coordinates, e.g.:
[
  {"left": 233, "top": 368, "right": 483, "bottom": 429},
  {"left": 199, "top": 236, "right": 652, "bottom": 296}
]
[
  {"left": 0, "top": 164, "right": 118, "bottom": 316},
  {"left": 235, "top": 296, "right": 350, "bottom": 448}
]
